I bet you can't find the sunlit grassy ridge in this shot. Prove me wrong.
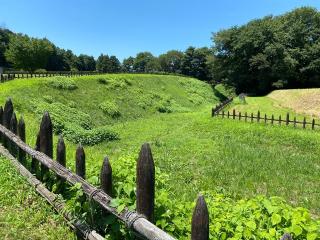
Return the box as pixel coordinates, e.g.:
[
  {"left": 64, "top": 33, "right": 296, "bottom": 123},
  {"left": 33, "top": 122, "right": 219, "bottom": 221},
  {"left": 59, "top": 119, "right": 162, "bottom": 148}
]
[
  {"left": 229, "top": 89, "right": 320, "bottom": 122},
  {"left": 0, "top": 75, "right": 320, "bottom": 238}
]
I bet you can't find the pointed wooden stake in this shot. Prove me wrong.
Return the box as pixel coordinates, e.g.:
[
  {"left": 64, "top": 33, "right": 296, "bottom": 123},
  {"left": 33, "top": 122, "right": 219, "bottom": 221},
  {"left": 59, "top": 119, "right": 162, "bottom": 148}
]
[
  {"left": 100, "top": 156, "right": 112, "bottom": 196},
  {"left": 56, "top": 135, "right": 66, "bottom": 190},
  {"left": 18, "top": 116, "right": 26, "bottom": 163},
  {"left": 191, "top": 195, "right": 209, "bottom": 240},
  {"left": 76, "top": 144, "right": 86, "bottom": 179},
  {"left": 39, "top": 111, "right": 53, "bottom": 180},
  {"left": 10, "top": 112, "right": 17, "bottom": 156},
  {"left": 136, "top": 143, "right": 155, "bottom": 222}
]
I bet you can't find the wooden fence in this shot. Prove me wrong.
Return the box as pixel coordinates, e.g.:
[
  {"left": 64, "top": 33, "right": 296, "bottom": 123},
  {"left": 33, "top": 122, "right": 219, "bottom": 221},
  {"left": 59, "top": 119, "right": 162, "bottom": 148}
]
[
  {"left": 0, "top": 71, "right": 104, "bottom": 83},
  {"left": 213, "top": 108, "right": 319, "bottom": 130},
  {"left": 0, "top": 71, "right": 189, "bottom": 83},
  {"left": 211, "top": 98, "right": 233, "bottom": 117},
  {"left": 0, "top": 98, "right": 210, "bottom": 240}
]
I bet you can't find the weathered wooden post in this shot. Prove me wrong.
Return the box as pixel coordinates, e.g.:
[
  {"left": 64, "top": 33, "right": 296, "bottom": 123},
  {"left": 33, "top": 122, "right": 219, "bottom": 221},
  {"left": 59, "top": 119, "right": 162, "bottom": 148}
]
[
  {"left": 303, "top": 117, "right": 306, "bottom": 129},
  {"left": 239, "top": 112, "right": 241, "bottom": 120},
  {"left": 76, "top": 144, "right": 86, "bottom": 179},
  {"left": 279, "top": 116, "right": 281, "bottom": 125},
  {"left": 222, "top": 111, "right": 224, "bottom": 118},
  {"left": 31, "top": 133, "right": 40, "bottom": 175},
  {"left": 280, "top": 233, "right": 292, "bottom": 240},
  {"left": 257, "top": 111, "right": 260, "bottom": 122},
  {"left": 211, "top": 107, "right": 214, "bottom": 117},
  {"left": 10, "top": 112, "right": 18, "bottom": 156},
  {"left": 18, "top": 116, "right": 26, "bottom": 163},
  {"left": 3, "top": 98, "right": 13, "bottom": 148},
  {"left": 232, "top": 109, "right": 235, "bottom": 119},
  {"left": 264, "top": 114, "right": 267, "bottom": 124},
  {"left": 136, "top": 143, "right": 155, "bottom": 222},
  {"left": 271, "top": 115, "right": 274, "bottom": 125},
  {"left": 100, "top": 156, "right": 112, "bottom": 196},
  {"left": 293, "top": 117, "right": 297, "bottom": 128},
  {"left": 312, "top": 119, "right": 315, "bottom": 130},
  {"left": 227, "top": 111, "right": 230, "bottom": 118},
  {"left": 245, "top": 112, "right": 247, "bottom": 122},
  {"left": 251, "top": 113, "right": 253, "bottom": 123},
  {"left": 0, "top": 106, "right": 3, "bottom": 143},
  {"left": 56, "top": 136, "right": 66, "bottom": 190},
  {"left": 191, "top": 195, "right": 209, "bottom": 240},
  {"left": 39, "top": 111, "right": 53, "bottom": 181},
  {"left": 286, "top": 113, "right": 289, "bottom": 126}
]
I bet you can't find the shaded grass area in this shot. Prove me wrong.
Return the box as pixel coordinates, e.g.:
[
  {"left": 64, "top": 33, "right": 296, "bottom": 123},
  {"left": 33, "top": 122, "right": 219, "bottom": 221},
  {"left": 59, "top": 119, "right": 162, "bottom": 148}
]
[{"left": 0, "top": 156, "right": 75, "bottom": 239}]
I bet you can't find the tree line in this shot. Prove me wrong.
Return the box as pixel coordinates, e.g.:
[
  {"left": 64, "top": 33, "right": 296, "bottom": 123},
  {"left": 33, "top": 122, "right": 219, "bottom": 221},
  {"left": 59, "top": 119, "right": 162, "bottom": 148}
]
[
  {"left": 0, "top": 29, "right": 214, "bottom": 81},
  {"left": 212, "top": 7, "right": 320, "bottom": 94},
  {"left": 1, "top": 7, "right": 320, "bottom": 94}
]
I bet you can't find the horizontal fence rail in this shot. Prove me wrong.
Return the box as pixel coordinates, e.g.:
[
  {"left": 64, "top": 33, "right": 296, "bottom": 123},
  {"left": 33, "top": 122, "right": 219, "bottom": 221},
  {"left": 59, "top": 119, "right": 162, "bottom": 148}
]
[
  {"left": 211, "top": 98, "right": 233, "bottom": 117},
  {"left": 214, "top": 109, "right": 319, "bottom": 130}
]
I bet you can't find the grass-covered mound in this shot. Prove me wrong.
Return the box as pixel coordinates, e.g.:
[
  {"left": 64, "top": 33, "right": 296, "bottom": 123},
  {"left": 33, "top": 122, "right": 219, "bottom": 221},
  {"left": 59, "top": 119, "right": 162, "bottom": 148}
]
[{"left": 0, "top": 156, "right": 74, "bottom": 239}]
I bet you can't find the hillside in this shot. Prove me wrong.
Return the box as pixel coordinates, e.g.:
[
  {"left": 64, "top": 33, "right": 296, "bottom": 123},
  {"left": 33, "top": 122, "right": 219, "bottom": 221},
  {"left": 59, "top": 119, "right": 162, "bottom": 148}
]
[
  {"left": 1, "top": 75, "right": 320, "bottom": 239},
  {"left": 229, "top": 88, "right": 320, "bottom": 122},
  {"left": 268, "top": 89, "right": 320, "bottom": 118}
]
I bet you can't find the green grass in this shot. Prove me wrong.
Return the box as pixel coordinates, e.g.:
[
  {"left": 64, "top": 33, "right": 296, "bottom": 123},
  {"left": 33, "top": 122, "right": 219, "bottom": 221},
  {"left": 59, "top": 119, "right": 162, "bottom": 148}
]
[
  {"left": 0, "top": 156, "right": 74, "bottom": 240},
  {"left": 0, "top": 74, "right": 320, "bottom": 236},
  {"left": 229, "top": 90, "right": 320, "bottom": 123}
]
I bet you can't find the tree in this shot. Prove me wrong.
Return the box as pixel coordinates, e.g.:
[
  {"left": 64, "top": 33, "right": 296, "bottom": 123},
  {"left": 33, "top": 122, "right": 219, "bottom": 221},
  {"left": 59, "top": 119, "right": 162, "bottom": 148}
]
[
  {"left": 158, "top": 50, "right": 183, "bottom": 73},
  {"left": 0, "top": 28, "right": 12, "bottom": 67},
  {"left": 133, "top": 52, "right": 155, "bottom": 72},
  {"left": 46, "top": 47, "right": 71, "bottom": 71},
  {"left": 96, "top": 54, "right": 120, "bottom": 73},
  {"left": 109, "top": 56, "right": 121, "bottom": 72},
  {"left": 212, "top": 7, "right": 320, "bottom": 94},
  {"left": 122, "top": 57, "right": 135, "bottom": 72},
  {"left": 181, "top": 47, "right": 212, "bottom": 80},
  {"left": 77, "top": 54, "right": 96, "bottom": 71},
  {"left": 5, "top": 34, "right": 54, "bottom": 72}
]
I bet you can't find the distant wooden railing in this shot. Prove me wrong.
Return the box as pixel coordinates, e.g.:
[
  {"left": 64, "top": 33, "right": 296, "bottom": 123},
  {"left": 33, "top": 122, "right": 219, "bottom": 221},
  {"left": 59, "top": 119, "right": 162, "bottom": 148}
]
[
  {"left": 213, "top": 108, "right": 319, "bottom": 130},
  {"left": 0, "top": 71, "right": 189, "bottom": 83},
  {"left": 211, "top": 98, "right": 233, "bottom": 117},
  {"left": 0, "top": 71, "right": 104, "bottom": 83}
]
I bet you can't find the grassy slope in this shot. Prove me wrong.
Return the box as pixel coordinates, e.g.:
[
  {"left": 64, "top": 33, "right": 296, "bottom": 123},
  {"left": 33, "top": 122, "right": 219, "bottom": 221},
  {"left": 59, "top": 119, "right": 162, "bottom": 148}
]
[
  {"left": 0, "top": 75, "right": 320, "bottom": 217},
  {"left": 230, "top": 89, "right": 320, "bottom": 122},
  {"left": 0, "top": 156, "right": 74, "bottom": 240}
]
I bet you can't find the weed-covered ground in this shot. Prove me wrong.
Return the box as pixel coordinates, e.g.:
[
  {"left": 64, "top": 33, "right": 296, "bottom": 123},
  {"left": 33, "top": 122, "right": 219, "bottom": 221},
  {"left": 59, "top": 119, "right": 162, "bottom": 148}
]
[
  {"left": 0, "top": 156, "right": 74, "bottom": 239},
  {"left": 0, "top": 75, "right": 320, "bottom": 239}
]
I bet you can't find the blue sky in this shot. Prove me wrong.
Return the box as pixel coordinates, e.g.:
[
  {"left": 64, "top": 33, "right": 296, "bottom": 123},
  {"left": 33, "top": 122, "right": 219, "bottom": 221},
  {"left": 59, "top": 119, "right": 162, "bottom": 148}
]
[{"left": 1, "top": 0, "right": 320, "bottom": 61}]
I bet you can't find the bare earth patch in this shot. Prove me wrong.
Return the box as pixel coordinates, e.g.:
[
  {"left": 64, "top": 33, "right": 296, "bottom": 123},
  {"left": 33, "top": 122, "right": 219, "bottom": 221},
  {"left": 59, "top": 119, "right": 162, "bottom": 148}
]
[{"left": 268, "top": 88, "right": 320, "bottom": 118}]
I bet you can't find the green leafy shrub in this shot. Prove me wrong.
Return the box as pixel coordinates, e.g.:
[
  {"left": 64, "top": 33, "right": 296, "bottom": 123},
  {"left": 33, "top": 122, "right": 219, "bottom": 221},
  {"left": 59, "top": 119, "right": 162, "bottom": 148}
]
[
  {"left": 97, "top": 78, "right": 109, "bottom": 84},
  {"left": 35, "top": 68, "right": 47, "bottom": 73},
  {"left": 43, "top": 95, "right": 54, "bottom": 103},
  {"left": 34, "top": 101, "right": 118, "bottom": 145},
  {"left": 35, "top": 101, "right": 92, "bottom": 130},
  {"left": 47, "top": 77, "right": 78, "bottom": 90},
  {"left": 62, "top": 124, "right": 119, "bottom": 145},
  {"left": 108, "top": 155, "right": 320, "bottom": 240},
  {"left": 99, "top": 101, "right": 121, "bottom": 118}
]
